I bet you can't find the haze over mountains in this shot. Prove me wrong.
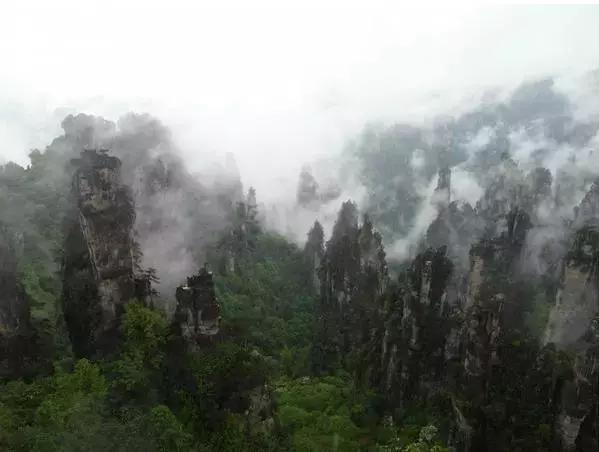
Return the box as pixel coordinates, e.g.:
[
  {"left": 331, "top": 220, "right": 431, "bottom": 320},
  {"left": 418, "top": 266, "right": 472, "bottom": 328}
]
[{"left": 2, "top": 4, "right": 599, "bottom": 451}]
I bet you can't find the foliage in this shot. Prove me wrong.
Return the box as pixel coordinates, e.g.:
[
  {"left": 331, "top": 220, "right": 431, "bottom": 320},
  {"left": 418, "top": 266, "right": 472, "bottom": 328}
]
[
  {"left": 146, "top": 404, "right": 195, "bottom": 452},
  {"left": 523, "top": 290, "right": 552, "bottom": 339},
  {"left": 107, "top": 302, "right": 169, "bottom": 403},
  {"left": 1, "top": 154, "right": 69, "bottom": 364},
  {"left": 215, "top": 232, "right": 317, "bottom": 369},
  {"left": 275, "top": 375, "right": 383, "bottom": 451},
  {"left": 19, "top": 262, "right": 57, "bottom": 323},
  {"left": 0, "top": 142, "right": 548, "bottom": 452},
  {"left": 403, "top": 425, "right": 448, "bottom": 452}
]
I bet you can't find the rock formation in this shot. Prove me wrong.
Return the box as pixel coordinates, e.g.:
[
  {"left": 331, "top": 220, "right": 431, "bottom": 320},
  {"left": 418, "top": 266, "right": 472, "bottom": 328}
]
[
  {"left": 314, "top": 201, "right": 387, "bottom": 372},
  {"left": 0, "top": 226, "right": 32, "bottom": 377},
  {"left": 296, "top": 166, "right": 320, "bottom": 208},
  {"left": 0, "top": 226, "right": 27, "bottom": 337},
  {"left": 62, "top": 150, "right": 139, "bottom": 357},
  {"left": 312, "top": 164, "right": 599, "bottom": 451},
  {"left": 377, "top": 246, "right": 454, "bottom": 407},
  {"left": 543, "top": 180, "right": 599, "bottom": 452},
  {"left": 173, "top": 266, "right": 221, "bottom": 347},
  {"left": 221, "top": 187, "right": 261, "bottom": 274},
  {"left": 304, "top": 221, "right": 325, "bottom": 292}
]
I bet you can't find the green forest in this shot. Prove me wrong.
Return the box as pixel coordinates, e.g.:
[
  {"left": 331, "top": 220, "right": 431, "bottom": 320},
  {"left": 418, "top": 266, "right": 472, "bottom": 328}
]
[
  {"left": 0, "top": 131, "right": 448, "bottom": 451},
  {"left": 2, "top": 76, "right": 599, "bottom": 452}
]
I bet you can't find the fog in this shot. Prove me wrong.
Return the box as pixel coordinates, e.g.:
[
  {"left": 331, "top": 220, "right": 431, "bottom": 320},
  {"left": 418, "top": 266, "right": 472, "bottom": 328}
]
[{"left": 2, "top": 2, "right": 599, "bottom": 258}]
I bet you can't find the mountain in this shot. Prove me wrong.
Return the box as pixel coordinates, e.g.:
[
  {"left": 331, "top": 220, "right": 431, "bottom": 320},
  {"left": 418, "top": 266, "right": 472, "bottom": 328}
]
[{"left": 2, "top": 75, "right": 599, "bottom": 451}]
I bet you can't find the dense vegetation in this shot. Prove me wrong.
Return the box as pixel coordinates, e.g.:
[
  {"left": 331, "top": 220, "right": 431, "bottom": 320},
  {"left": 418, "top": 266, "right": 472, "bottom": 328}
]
[
  {"left": 0, "top": 147, "right": 443, "bottom": 451},
  {"left": 4, "top": 77, "right": 599, "bottom": 451}
]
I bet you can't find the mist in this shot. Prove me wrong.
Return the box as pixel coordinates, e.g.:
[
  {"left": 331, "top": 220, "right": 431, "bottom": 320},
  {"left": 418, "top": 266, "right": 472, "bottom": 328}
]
[
  {"left": 2, "top": 3, "right": 599, "bottom": 265},
  {"left": 4, "top": 5, "right": 599, "bottom": 450}
]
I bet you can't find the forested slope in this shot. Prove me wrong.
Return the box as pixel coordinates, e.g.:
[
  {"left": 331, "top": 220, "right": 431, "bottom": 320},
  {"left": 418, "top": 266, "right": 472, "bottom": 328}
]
[{"left": 2, "top": 76, "right": 599, "bottom": 451}]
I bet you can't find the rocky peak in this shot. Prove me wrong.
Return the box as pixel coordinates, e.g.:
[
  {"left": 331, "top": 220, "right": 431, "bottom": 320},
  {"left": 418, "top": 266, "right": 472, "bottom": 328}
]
[
  {"left": 537, "top": 180, "right": 599, "bottom": 451},
  {"left": 426, "top": 166, "right": 483, "bottom": 265},
  {"left": 63, "top": 149, "right": 139, "bottom": 357},
  {"left": 304, "top": 221, "right": 324, "bottom": 292},
  {"left": 434, "top": 166, "right": 451, "bottom": 208},
  {"left": 305, "top": 220, "right": 324, "bottom": 254},
  {"left": 174, "top": 266, "right": 221, "bottom": 347},
  {"left": 476, "top": 155, "right": 526, "bottom": 224},
  {"left": 314, "top": 202, "right": 388, "bottom": 371},
  {"left": 574, "top": 179, "right": 599, "bottom": 229},
  {"left": 0, "top": 226, "right": 27, "bottom": 335},
  {"left": 0, "top": 226, "right": 45, "bottom": 379},
  {"left": 220, "top": 187, "right": 262, "bottom": 273},
  {"left": 297, "top": 165, "right": 320, "bottom": 208},
  {"left": 526, "top": 167, "right": 553, "bottom": 206},
  {"left": 545, "top": 181, "right": 599, "bottom": 348},
  {"left": 72, "top": 149, "right": 127, "bottom": 215},
  {"left": 427, "top": 167, "right": 453, "bottom": 251},
  {"left": 330, "top": 200, "right": 359, "bottom": 244},
  {"left": 358, "top": 215, "right": 388, "bottom": 296},
  {"left": 375, "top": 246, "right": 454, "bottom": 409}
]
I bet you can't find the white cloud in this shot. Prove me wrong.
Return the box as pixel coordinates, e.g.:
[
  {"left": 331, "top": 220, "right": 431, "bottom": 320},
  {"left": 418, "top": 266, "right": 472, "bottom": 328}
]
[{"left": 1, "top": 2, "right": 599, "bottom": 241}]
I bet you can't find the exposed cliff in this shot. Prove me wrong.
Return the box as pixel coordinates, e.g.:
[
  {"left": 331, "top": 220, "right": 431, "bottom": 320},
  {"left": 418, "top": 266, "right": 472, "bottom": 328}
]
[
  {"left": 0, "top": 226, "right": 27, "bottom": 336},
  {"left": 314, "top": 201, "right": 388, "bottom": 372},
  {"left": 0, "top": 226, "right": 32, "bottom": 377},
  {"left": 173, "top": 266, "right": 221, "bottom": 347},
  {"left": 376, "top": 246, "right": 455, "bottom": 408},
  {"left": 312, "top": 160, "right": 599, "bottom": 450},
  {"left": 40, "top": 113, "right": 242, "bottom": 311},
  {"left": 543, "top": 180, "right": 599, "bottom": 452},
  {"left": 304, "top": 220, "right": 325, "bottom": 292},
  {"left": 219, "top": 187, "right": 261, "bottom": 274},
  {"left": 62, "top": 150, "right": 140, "bottom": 357}
]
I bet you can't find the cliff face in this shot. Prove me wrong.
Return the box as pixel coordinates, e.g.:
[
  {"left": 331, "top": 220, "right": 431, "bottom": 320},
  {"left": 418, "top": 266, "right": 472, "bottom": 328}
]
[
  {"left": 173, "top": 267, "right": 221, "bottom": 347},
  {"left": 0, "top": 227, "right": 26, "bottom": 335},
  {"left": 304, "top": 221, "right": 325, "bottom": 292},
  {"left": 313, "top": 166, "right": 599, "bottom": 450},
  {"left": 41, "top": 113, "right": 242, "bottom": 313},
  {"left": 452, "top": 207, "right": 534, "bottom": 450},
  {"left": 314, "top": 202, "right": 387, "bottom": 372},
  {"left": 63, "top": 150, "right": 139, "bottom": 357},
  {"left": 378, "top": 247, "right": 454, "bottom": 407},
  {"left": 543, "top": 181, "right": 599, "bottom": 452},
  {"left": 219, "top": 188, "right": 260, "bottom": 274},
  {"left": 0, "top": 226, "right": 31, "bottom": 377}
]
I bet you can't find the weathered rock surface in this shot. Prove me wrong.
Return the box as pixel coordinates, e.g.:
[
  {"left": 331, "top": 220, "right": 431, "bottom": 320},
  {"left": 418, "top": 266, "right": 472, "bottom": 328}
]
[
  {"left": 543, "top": 180, "right": 599, "bottom": 452},
  {"left": 62, "top": 150, "right": 139, "bottom": 357},
  {"left": 304, "top": 220, "right": 324, "bottom": 292},
  {"left": 173, "top": 266, "right": 221, "bottom": 347},
  {"left": 244, "top": 384, "right": 278, "bottom": 437},
  {"left": 377, "top": 246, "right": 454, "bottom": 408},
  {"left": 0, "top": 226, "right": 32, "bottom": 377},
  {"left": 314, "top": 202, "right": 387, "bottom": 372},
  {"left": 312, "top": 165, "right": 599, "bottom": 451},
  {"left": 0, "top": 226, "right": 27, "bottom": 336},
  {"left": 220, "top": 187, "right": 260, "bottom": 274}
]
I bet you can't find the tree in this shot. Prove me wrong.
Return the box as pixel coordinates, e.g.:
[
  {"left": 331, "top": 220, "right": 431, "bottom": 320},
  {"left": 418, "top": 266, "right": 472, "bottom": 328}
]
[{"left": 379, "top": 425, "right": 448, "bottom": 452}]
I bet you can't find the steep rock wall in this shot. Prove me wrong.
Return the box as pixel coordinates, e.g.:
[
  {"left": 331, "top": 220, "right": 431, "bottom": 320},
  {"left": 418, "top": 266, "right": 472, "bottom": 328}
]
[
  {"left": 173, "top": 266, "right": 221, "bottom": 347},
  {"left": 543, "top": 181, "right": 599, "bottom": 452},
  {"left": 63, "top": 150, "right": 138, "bottom": 357},
  {"left": 0, "top": 226, "right": 33, "bottom": 377},
  {"left": 315, "top": 203, "right": 387, "bottom": 372}
]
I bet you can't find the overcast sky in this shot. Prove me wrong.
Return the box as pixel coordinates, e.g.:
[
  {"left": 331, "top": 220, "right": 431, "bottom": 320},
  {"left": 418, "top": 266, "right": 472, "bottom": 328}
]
[{"left": 1, "top": 2, "right": 599, "bottom": 200}]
